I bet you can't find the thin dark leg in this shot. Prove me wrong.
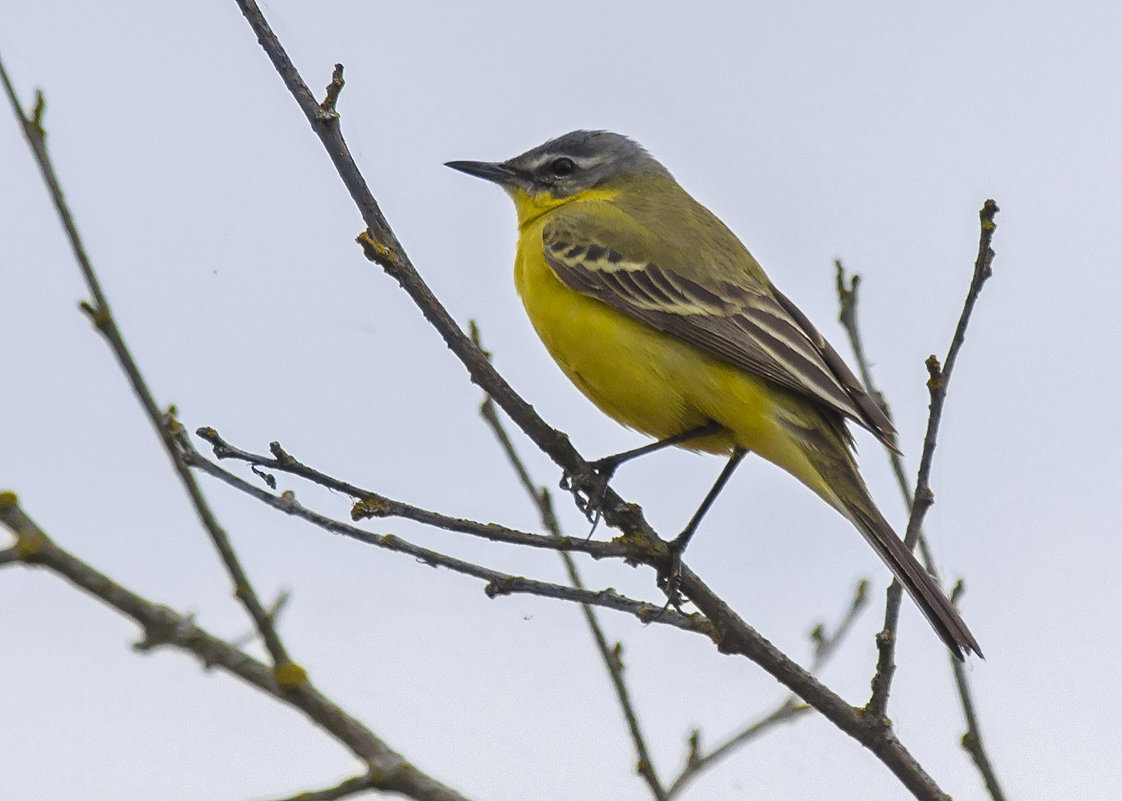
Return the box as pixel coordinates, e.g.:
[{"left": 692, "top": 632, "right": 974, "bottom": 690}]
[
  {"left": 671, "top": 446, "right": 747, "bottom": 553},
  {"left": 592, "top": 420, "right": 723, "bottom": 473},
  {"left": 662, "top": 447, "right": 748, "bottom": 599}
]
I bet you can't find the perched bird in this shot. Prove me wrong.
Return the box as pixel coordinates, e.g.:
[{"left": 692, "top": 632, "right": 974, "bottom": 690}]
[{"left": 447, "top": 130, "right": 980, "bottom": 659}]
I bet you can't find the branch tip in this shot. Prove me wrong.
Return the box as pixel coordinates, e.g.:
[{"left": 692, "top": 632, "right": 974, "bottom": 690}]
[
  {"left": 251, "top": 464, "right": 277, "bottom": 489},
  {"left": 834, "top": 259, "right": 861, "bottom": 324},
  {"left": 854, "top": 578, "right": 869, "bottom": 607},
  {"left": 269, "top": 441, "right": 297, "bottom": 466}
]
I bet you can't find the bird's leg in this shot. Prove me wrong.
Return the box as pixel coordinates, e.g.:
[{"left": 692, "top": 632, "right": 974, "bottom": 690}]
[
  {"left": 591, "top": 420, "right": 724, "bottom": 476},
  {"left": 561, "top": 421, "right": 723, "bottom": 526},
  {"left": 660, "top": 447, "right": 748, "bottom": 602}
]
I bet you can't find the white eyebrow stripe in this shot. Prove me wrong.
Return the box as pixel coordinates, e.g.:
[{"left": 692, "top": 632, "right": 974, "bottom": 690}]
[{"left": 530, "top": 153, "right": 601, "bottom": 170}]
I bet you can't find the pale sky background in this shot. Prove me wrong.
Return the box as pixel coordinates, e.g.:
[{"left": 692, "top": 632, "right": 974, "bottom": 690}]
[{"left": 2, "top": 2, "right": 1120, "bottom": 800}]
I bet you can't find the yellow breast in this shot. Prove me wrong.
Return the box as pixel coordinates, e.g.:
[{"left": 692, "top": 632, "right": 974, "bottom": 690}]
[
  {"left": 516, "top": 236, "right": 702, "bottom": 435},
  {"left": 510, "top": 202, "right": 835, "bottom": 503}
]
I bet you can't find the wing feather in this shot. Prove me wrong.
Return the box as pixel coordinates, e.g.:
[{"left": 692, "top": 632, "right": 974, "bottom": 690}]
[{"left": 542, "top": 216, "right": 897, "bottom": 448}]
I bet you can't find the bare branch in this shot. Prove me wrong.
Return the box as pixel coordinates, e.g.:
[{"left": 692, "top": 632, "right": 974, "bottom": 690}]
[
  {"left": 189, "top": 426, "right": 643, "bottom": 563},
  {"left": 0, "top": 494, "right": 474, "bottom": 801},
  {"left": 480, "top": 372, "right": 877, "bottom": 801},
  {"left": 1, "top": 55, "right": 295, "bottom": 676},
  {"left": 951, "top": 582, "right": 1007, "bottom": 801},
  {"left": 173, "top": 431, "right": 712, "bottom": 636},
  {"left": 479, "top": 393, "right": 667, "bottom": 801},
  {"left": 868, "top": 199, "right": 998, "bottom": 717}
]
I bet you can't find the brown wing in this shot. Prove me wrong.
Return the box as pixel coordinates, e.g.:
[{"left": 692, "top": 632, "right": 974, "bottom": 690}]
[{"left": 542, "top": 218, "right": 897, "bottom": 450}]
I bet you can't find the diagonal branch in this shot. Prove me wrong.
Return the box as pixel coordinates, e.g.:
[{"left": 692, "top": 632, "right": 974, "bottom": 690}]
[
  {"left": 0, "top": 54, "right": 297, "bottom": 680},
  {"left": 479, "top": 393, "right": 667, "bottom": 801},
  {"left": 666, "top": 579, "right": 869, "bottom": 798},
  {"left": 950, "top": 582, "right": 1007, "bottom": 801},
  {"left": 0, "top": 493, "right": 473, "bottom": 801},
  {"left": 479, "top": 368, "right": 871, "bottom": 801}
]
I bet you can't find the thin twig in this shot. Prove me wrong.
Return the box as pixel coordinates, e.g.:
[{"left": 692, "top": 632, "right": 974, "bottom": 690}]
[
  {"left": 671, "top": 706, "right": 806, "bottom": 799},
  {"left": 265, "top": 771, "right": 375, "bottom": 801},
  {"left": 0, "top": 55, "right": 296, "bottom": 678},
  {"left": 479, "top": 394, "right": 667, "bottom": 801},
  {"left": 0, "top": 493, "right": 473, "bottom": 801},
  {"left": 665, "top": 580, "right": 869, "bottom": 798},
  {"left": 867, "top": 199, "right": 997, "bottom": 717},
  {"left": 950, "top": 582, "right": 1007, "bottom": 801},
  {"left": 173, "top": 433, "right": 712, "bottom": 636},
  {"left": 838, "top": 262, "right": 908, "bottom": 506},
  {"left": 192, "top": 427, "right": 639, "bottom": 561},
  {"left": 837, "top": 260, "right": 938, "bottom": 570}
]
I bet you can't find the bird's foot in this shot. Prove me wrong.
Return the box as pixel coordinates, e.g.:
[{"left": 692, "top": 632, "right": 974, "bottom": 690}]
[
  {"left": 656, "top": 534, "right": 689, "bottom": 606},
  {"left": 560, "top": 457, "right": 621, "bottom": 534}
]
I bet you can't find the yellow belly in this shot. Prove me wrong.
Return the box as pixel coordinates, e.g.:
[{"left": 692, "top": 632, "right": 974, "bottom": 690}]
[{"left": 513, "top": 230, "right": 823, "bottom": 492}]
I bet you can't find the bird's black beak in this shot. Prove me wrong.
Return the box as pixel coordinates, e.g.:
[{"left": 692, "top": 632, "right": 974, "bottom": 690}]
[{"left": 445, "top": 159, "right": 522, "bottom": 187}]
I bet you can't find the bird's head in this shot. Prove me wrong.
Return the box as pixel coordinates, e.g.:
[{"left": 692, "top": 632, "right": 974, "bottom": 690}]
[{"left": 446, "top": 130, "right": 672, "bottom": 225}]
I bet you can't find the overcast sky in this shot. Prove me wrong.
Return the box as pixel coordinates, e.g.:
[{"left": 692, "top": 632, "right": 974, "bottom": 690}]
[{"left": 3, "top": 3, "right": 1120, "bottom": 800}]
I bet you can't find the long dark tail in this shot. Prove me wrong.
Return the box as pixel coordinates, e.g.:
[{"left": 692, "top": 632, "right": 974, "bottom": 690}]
[
  {"left": 845, "top": 499, "right": 982, "bottom": 660},
  {"left": 789, "top": 415, "right": 983, "bottom": 659}
]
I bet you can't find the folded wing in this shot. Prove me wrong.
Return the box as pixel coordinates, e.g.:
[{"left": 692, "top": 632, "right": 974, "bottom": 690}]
[{"left": 542, "top": 215, "right": 897, "bottom": 450}]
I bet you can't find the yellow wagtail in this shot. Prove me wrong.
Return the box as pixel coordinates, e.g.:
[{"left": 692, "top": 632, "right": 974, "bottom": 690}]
[{"left": 447, "top": 130, "right": 980, "bottom": 659}]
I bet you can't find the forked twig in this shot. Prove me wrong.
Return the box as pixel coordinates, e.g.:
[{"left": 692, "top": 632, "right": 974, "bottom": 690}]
[{"left": 835, "top": 200, "right": 1005, "bottom": 801}]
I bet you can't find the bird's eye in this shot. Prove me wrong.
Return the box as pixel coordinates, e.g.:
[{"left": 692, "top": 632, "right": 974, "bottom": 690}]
[{"left": 547, "top": 157, "right": 576, "bottom": 177}]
